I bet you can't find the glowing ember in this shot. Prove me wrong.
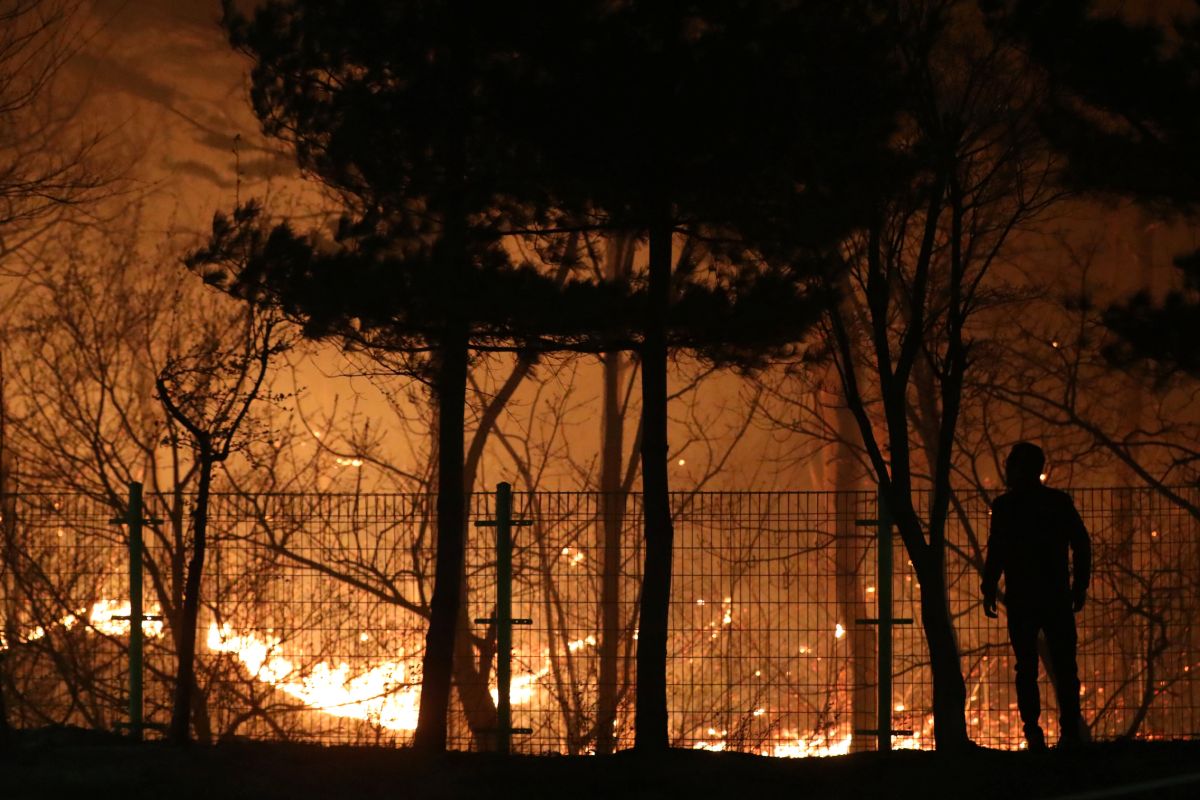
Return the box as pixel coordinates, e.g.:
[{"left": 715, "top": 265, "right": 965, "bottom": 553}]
[
  {"left": 693, "top": 740, "right": 727, "bottom": 752},
  {"left": 700, "top": 725, "right": 912, "bottom": 758},
  {"left": 560, "top": 547, "right": 586, "bottom": 566},
  {"left": 489, "top": 666, "right": 550, "bottom": 706},
  {"left": 89, "top": 599, "right": 166, "bottom": 638},
  {"left": 766, "top": 731, "right": 853, "bottom": 758},
  {"left": 566, "top": 635, "right": 597, "bottom": 653}
]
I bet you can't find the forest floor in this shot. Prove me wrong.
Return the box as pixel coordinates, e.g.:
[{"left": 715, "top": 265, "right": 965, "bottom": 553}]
[{"left": 3, "top": 729, "right": 1200, "bottom": 799}]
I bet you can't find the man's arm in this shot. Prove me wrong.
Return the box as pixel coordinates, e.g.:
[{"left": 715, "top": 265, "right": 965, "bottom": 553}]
[
  {"left": 1065, "top": 494, "right": 1091, "bottom": 612},
  {"left": 981, "top": 500, "right": 1006, "bottom": 618}
]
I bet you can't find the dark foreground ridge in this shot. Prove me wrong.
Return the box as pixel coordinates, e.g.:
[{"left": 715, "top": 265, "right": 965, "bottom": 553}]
[{"left": 3, "top": 732, "right": 1200, "bottom": 800}]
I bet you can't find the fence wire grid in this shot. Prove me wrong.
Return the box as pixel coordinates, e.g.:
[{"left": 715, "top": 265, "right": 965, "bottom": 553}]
[{"left": 1, "top": 486, "right": 1197, "bottom": 754}]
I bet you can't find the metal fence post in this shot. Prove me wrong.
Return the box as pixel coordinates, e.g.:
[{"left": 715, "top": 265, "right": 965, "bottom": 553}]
[
  {"left": 111, "top": 481, "right": 161, "bottom": 740},
  {"left": 474, "top": 482, "right": 532, "bottom": 753},
  {"left": 495, "top": 483, "right": 514, "bottom": 754},
  {"left": 128, "top": 483, "right": 146, "bottom": 740},
  {"left": 855, "top": 488, "right": 913, "bottom": 751},
  {"left": 876, "top": 490, "right": 895, "bottom": 753}
]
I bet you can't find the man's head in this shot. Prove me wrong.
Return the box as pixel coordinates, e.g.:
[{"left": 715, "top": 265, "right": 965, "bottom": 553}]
[{"left": 1005, "top": 442, "right": 1045, "bottom": 488}]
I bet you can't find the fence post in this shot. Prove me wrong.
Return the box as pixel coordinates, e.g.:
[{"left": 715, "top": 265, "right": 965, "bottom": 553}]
[
  {"left": 876, "top": 490, "right": 895, "bottom": 753},
  {"left": 495, "top": 483, "right": 514, "bottom": 754},
  {"left": 473, "top": 482, "right": 533, "bottom": 753},
  {"left": 855, "top": 488, "right": 913, "bottom": 751},
  {"left": 110, "top": 481, "right": 161, "bottom": 740},
  {"left": 131, "top": 482, "right": 146, "bottom": 740}
]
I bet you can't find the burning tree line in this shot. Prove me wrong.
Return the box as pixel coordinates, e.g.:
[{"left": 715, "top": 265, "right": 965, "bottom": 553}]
[{"left": 2, "top": 0, "right": 1200, "bottom": 754}]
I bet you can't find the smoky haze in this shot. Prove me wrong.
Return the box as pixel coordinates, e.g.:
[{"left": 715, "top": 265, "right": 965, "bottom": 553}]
[{"left": 1, "top": 0, "right": 1198, "bottom": 762}]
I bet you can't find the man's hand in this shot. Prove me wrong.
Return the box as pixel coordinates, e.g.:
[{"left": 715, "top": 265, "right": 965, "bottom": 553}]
[
  {"left": 982, "top": 584, "right": 998, "bottom": 618},
  {"left": 1072, "top": 585, "right": 1087, "bottom": 613}
]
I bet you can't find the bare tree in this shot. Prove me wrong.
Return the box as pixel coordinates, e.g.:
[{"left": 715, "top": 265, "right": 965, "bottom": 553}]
[
  {"left": 0, "top": 216, "right": 392, "bottom": 744},
  {"left": 968, "top": 241, "right": 1200, "bottom": 513},
  {"left": 818, "top": 1, "right": 1064, "bottom": 748},
  {"left": 0, "top": 1, "right": 114, "bottom": 734},
  {"left": 593, "top": 232, "right": 637, "bottom": 753},
  {"left": 0, "top": 1, "right": 110, "bottom": 272},
  {"left": 155, "top": 309, "right": 285, "bottom": 745}
]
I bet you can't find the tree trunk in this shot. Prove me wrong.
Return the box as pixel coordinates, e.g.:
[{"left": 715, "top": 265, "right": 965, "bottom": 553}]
[
  {"left": 596, "top": 233, "right": 635, "bottom": 753},
  {"left": 0, "top": 363, "right": 12, "bottom": 748},
  {"left": 452, "top": 594, "right": 498, "bottom": 750},
  {"left": 634, "top": 219, "right": 673, "bottom": 751},
  {"left": 833, "top": 419, "right": 874, "bottom": 751},
  {"left": 911, "top": 544, "right": 970, "bottom": 750},
  {"left": 0, "top": 456, "right": 12, "bottom": 748},
  {"left": 414, "top": 333, "right": 469, "bottom": 752},
  {"left": 450, "top": 351, "right": 538, "bottom": 750},
  {"left": 190, "top": 677, "right": 213, "bottom": 745},
  {"left": 596, "top": 345, "right": 626, "bottom": 753},
  {"left": 0, "top": 655, "right": 7, "bottom": 750},
  {"left": 170, "top": 454, "right": 213, "bottom": 745}
]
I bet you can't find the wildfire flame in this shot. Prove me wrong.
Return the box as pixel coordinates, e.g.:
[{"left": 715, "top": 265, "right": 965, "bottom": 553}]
[
  {"left": 207, "top": 620, "right": 556, "bottom": 731},
  {"left": 5, "top": 598, "right": 940, "bottom": 755},
  {"left": 489, "top": 666, "right": 551, "bottom": 706},
  {"left": 762, "top": 731, "right": 853, "bottom": 758},
  {"left": 0, "top": 599, "right": 164, "bottom": 650},
  {"left": 207, "top": 622, "right": 423, "bottom": 731},
  {"left": 695, "top": 726, "right": 925, "bottom": 758}
]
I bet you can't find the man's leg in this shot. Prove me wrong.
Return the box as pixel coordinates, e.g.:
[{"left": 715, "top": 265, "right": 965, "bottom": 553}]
[
  {"left": 1045, "top": 604, "right": 1084, "bottom": 745},
  {"left": 1007, "top": 611, "right": 1045, "bottom": 749}
]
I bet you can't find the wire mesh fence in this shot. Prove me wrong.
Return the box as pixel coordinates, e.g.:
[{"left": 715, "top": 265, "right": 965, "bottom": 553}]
[{"left": 1, "top": 486, "right": 1197, "bottom": 753}]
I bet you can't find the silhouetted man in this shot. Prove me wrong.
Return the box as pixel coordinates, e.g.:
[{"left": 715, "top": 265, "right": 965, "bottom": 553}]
[{"left": 982, "top": 442, "right": 1091, "bottom": 751}]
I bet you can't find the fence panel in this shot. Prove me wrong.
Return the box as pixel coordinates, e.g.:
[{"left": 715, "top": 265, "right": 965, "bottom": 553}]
[{"left": 1, "top": 486, "right": 1197, "bottom": 753}]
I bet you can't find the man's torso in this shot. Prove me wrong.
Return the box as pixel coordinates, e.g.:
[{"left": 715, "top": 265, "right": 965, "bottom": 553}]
[{"left": 992, "top": 486, "right": 1076, "bottom": 610}]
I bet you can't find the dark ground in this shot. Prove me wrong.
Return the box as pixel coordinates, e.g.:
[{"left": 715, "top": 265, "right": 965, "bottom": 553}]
[{"left": 3, "top": 730, "right": 1200, "bottom": 800}]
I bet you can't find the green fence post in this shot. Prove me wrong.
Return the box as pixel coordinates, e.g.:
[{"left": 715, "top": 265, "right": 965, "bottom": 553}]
[
  {"left": 854, "top": 488, "right": 913, "bottom": 751},
  {"left": 111, "top": 481, "right": 163, "bottom": 740},
  {"left": 473, "top": 482, "right": 533, "bottom": 753},
  {"left": 132, "top": 482, "right": 145, "bottom": 740},
  {"left": 496, "top": 482, "right": 514, "bottom": 755},
  {"left": 876, "top": 490, "right": 893, "bottom": 753},
  {"left": 115, "top": 481, "right": 145, "bottom": 741}
]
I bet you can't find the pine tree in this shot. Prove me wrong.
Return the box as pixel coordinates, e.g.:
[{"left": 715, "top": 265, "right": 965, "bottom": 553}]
[
  {"left": 199, "top": 0, "right": 900, "bottom": 753},
  {"left": 195, "top": 0, "right": 630, "bottom": 752}
]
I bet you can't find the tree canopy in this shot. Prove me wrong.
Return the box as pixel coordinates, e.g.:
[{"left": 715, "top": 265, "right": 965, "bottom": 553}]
[
  {"left": 510, "top": 0, "right": 903, "bottom": 750},
  {"left": 1000, "top": 0, "right": 1200, "bottom": 376},
  {"left": 193, "top": 0, "right": 905, "bottom": 752},
  {"left": 199, "top": 0, "right": 638, "bottom": 752}
]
